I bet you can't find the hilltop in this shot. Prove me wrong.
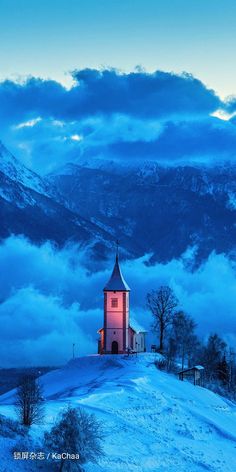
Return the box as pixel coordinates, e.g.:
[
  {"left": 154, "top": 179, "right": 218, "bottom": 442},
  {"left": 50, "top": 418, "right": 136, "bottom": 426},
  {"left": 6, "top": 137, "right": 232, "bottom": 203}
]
[{"left": 0, "top": 354, "right": 236, "bottom": 471}]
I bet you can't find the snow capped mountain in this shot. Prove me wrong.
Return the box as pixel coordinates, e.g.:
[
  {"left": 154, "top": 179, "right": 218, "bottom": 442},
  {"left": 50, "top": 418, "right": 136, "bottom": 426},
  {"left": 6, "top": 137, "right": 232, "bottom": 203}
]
[
  {"left": 0, "top": 141, "right": 59, "bottom": 199},
  {"left": 1, "top": 138, "right": 236, "bottom": 264},
  {"left": 0, "top": 142, "right": 117, "bottom": 257},
  {"left": 0, "top": 354, "right": 235, "bottom": 471},
  {"left": 48, "top": 162, "right": 236, "bottom": 264}
]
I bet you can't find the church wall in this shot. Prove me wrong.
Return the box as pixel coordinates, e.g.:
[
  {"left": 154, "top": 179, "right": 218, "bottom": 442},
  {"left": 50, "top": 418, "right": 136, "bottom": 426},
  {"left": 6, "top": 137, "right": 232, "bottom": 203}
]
[
  {"left": 104, "top": 291, "right": 129, "bottom": 353},
  {"left": 107, "top": 291, "right": 126, "bottom": 310},
  {"left": 133, "top": 332, "right": 146, "bottom": 352},
  {"left": 106, "top": 312, "right": 124, "bottom": 329},
  {"left": 105, "top": 328, "right": 125, "bottom": 353},
  {"left": 128, "top": 328, "right": 134, "bottom": 350}
]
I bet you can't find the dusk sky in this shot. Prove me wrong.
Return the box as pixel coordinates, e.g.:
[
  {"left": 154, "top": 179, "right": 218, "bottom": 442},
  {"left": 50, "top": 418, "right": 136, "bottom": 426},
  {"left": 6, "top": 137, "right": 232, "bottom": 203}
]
[{"left": 1, "top": 0, "right": 236, "bottom": 98}]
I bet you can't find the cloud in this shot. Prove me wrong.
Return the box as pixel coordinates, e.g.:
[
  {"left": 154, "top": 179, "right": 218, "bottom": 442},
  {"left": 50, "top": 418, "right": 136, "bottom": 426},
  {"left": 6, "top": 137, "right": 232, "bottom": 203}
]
[
  {"left": 2, "top": 68, "right": 236, "bottom": 173},
  {"left": 72, "top": 69, "right": 220, "bottom": 118},
  {"left": 126, "top": 251, "right": 236, "bottom": 346},
  {"left": 0, "top": 236, "right": 103, "bottom": 366},
  {"left": 14, "top": 117, "right": 42, "bottom": 129},
  {"left": 0, "top": 69, "right": 226, "bottom": 172},
  {"left": 0, "top": 70, "right": 220, "bottom": 125},
  {"left": 0, "top": 287, "right": 96, "bottom": 366},
  {"left": 0, "top": 236, "right": 235, "bottom": 366},
  {"left": 108, "top": 118, "right": 236, "bottom": 164},
  {"left": 8, "top": 114, "right": 165, "bottom": 172},
  {"left": 0, "top": 78, "right": 66, "bottom": 126},
  {"left": 7, "top": 112, "right": 236, "bottom": 173}
]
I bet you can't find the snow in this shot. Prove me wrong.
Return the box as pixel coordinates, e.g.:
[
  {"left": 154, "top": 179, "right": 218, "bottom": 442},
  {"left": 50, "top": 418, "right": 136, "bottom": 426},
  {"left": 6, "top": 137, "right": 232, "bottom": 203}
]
[
  {"left": 0, "top": 354, "right": 235, "bottom": 471},
  {"left": 227, "top": 191, "right": 236, "bottom": 210},
  {"left": 0, "top": 141, "right": 59, "bottom": 200},
  {"left": 130, "top": 317, "right": 147, "bottom": 333}
]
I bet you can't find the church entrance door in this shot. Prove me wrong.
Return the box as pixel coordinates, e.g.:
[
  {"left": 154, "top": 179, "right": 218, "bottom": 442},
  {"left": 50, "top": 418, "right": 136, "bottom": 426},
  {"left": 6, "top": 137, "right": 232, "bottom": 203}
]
[{"left": 111, "top": 341, "right": 118, "bottom": 354}]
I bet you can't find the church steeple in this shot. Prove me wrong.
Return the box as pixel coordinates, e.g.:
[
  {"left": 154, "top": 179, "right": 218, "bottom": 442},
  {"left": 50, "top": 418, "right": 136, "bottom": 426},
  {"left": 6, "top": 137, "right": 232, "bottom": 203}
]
[
  {"left": 98, "top": 243, "right": 146, "bottom": 355},
  {"left": 103, "top": 246, "right": 130, "bottom": 292}
]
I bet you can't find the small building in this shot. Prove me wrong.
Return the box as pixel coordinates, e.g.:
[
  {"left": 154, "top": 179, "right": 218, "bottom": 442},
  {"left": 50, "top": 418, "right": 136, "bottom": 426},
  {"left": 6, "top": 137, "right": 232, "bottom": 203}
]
[
  {"left": 129, "top": 319, "right": 147, "bottom": 353},
  {"left": 178, "top": 365, "right": 204, "bottom": 386},
  {"left": 98, "top": 252, "right": 146, "bottom": 354}
]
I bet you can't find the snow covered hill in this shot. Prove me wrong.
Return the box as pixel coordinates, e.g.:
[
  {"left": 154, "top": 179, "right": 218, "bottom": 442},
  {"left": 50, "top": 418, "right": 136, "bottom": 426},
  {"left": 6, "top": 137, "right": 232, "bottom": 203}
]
[{"left": 0, "top": 354, "right": 235, "bottom": 472}]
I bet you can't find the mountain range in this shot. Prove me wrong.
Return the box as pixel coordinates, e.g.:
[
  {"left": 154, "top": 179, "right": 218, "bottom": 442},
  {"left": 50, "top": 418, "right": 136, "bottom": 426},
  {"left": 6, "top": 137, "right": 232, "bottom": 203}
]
[
  {"left": 0, "top": 142, "right": 115, "bottom": 259},
  {"left": 1, "top": 141, "right": 236, "bottom": 265}
]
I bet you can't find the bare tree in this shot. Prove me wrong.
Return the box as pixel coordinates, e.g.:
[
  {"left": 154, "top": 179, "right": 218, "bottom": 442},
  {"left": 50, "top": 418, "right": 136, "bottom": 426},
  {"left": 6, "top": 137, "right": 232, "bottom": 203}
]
[
  {"left": 201, "top": 334, "right": 227, "bottom": 382},
  {"left": 171, "top": 311, "right": 198, "bottom": 370},
  {"left": 15, "top": 375, "right": 44, "bottom": 427},
  {"left": 147, "top": 286, "right": 178, "bottom": 353},
  {"left": 217, "top": 354, "right": 230, "bottom": 386},
  {"left": 165, "top": 335, "right": 178, "bottom": 372},
  {"left": 228, "top": 348, "right": 236, "bottom": 393}
]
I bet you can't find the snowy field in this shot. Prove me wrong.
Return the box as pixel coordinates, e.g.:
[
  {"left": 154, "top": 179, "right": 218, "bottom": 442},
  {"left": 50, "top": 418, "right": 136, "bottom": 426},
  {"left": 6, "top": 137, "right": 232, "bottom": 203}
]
[{"left": 0, "top": 353, "right": 235, "bottom": 471}]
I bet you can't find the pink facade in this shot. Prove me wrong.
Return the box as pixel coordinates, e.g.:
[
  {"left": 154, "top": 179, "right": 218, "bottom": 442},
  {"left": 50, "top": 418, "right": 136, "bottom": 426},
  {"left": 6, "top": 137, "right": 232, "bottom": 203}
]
[
  {"left": 98, "top": 253, "right": 146, "bottom": 354},
  {"left": 104, "top": 290, "right": 129, "bottom": 354}
]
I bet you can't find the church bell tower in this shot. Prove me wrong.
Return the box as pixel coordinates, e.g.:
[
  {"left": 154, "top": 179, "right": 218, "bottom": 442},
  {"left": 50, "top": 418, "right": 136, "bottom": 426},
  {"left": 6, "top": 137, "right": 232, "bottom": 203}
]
[{"left": 98, "top": 250, "right": 130, "bottom": 354}]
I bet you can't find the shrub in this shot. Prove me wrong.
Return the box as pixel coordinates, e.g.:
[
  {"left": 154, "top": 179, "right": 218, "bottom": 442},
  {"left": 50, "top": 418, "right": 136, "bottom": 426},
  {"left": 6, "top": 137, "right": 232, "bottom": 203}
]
[
  {"left": 0, "top": 414, "right": 26, "bottom": 438},
  {"left": 155, "top": 359, "right": 167, "bottom": 371},
  {"left": 44, "top": 406, "right": 104, "bottom": 471}
]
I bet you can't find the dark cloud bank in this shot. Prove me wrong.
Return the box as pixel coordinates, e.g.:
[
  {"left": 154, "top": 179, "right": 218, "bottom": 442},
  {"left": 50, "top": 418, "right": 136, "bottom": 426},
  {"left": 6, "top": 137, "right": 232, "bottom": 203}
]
[
  {"left": 0, "top": 70, "right": 220, "bottom": 122},
  {"left": 0, "top": 236, "right": 235, "bottom": 367},
  {"left": 1, "top": 69, "right": 236, "bottom": 173}
]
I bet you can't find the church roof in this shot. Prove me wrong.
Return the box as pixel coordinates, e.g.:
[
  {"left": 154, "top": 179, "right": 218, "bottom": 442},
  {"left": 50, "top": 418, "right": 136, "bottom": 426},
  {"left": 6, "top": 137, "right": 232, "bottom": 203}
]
[
  {"left": 104, "top": 255, "right": 130, "bottom": 291},
  {"left": 130, "top": 318, "right": 147, "bottom": 333}
]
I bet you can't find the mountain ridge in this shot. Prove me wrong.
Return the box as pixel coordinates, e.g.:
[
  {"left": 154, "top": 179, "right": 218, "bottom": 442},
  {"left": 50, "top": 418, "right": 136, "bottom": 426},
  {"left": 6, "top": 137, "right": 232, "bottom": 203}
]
[
  {"left": 0, "top": 142, "right": 121, "bottom": 259},
  {"left": 48, "top": 162, "right": 236, "bottom": 264},
  {"left": 1, "top": 140, "right": 236, "bottom": 265}
]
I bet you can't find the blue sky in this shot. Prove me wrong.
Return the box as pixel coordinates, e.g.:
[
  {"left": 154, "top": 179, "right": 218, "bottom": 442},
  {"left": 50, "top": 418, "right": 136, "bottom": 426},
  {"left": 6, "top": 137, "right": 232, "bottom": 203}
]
[{"left": 0, "top": 0, "right": 236, "bottom": 98}]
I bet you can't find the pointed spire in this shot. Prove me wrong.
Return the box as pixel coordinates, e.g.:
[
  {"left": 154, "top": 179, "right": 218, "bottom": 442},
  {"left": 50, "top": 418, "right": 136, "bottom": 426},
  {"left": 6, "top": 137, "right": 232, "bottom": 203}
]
[
  {"left": 104, "top": 242, "right": 130, "bottom": 291},
  {"left": 116, "top": 239, "right": 119, "bottom": 262}
]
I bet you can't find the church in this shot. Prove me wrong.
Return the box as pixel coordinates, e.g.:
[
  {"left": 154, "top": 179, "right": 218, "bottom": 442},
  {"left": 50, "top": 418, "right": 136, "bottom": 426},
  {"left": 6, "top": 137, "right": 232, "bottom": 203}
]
[{"left": 98, "top": 252, "right": 146, "bottom": 354}]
